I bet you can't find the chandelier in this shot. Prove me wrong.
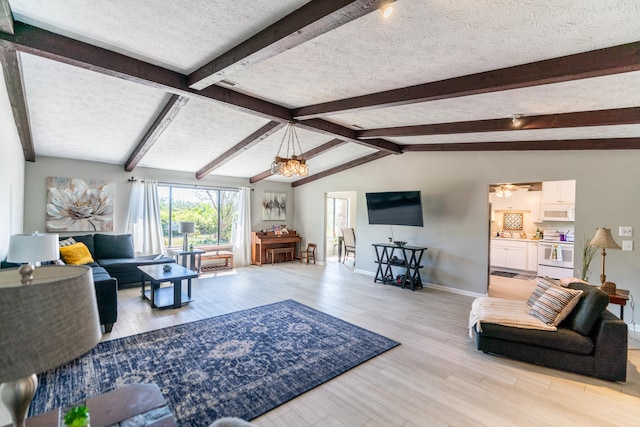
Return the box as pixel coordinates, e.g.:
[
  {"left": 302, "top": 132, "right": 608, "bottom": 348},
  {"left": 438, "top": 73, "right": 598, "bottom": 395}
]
[{"left": 271, "top": 123, "right": 308, "bottom": 177}]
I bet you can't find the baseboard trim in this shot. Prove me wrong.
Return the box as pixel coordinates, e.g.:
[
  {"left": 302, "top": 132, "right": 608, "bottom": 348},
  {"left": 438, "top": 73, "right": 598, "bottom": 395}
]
[{"left": 354, "top": 269, "right": 486, "bottom": 298}]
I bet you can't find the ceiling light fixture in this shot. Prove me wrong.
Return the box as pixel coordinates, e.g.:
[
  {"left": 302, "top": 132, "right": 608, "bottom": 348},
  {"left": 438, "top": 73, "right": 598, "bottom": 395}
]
[
  {"left": 495, "top": 184, "right": 517, "bottom": 198},
  {"left": 509, "top": 114, "right": 522, "bottom": 127},
  {"left": 271, "top": 123, "right": 308, "bottom": 177},
  {"left": 380, "top": 4, "right": 393, "bottom": 18}
]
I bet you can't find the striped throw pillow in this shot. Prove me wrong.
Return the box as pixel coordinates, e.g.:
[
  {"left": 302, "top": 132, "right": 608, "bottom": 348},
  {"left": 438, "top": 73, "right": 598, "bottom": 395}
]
[
  {"left": 527, "top": 278, "right": 557, "bottom": 307},
  {"left": 530, "top": 286, "right": 583, "bottom": 326},
  {"left": 59, "top": 237, "right": 77, "bottom": 247}
]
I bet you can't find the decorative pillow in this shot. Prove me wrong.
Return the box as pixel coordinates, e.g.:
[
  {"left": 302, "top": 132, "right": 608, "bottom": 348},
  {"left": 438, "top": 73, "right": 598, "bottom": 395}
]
[
  {"left": 530, "top": 286, "right": 583, "bottom": 326},
  {"left": 59, "top": 242, "right": 95, "bottom": 265},
  {"left": 527, "top": 277, "right": 558, "bottom": 307},
  {"left": 559, "top": 277, "right": 589, "bottom": 287},
  {"left": 94, "top": 234, "right": 134, "bottom": 259},
  {"left": 59, "top": 237, "right": 77, "bottom": 247}
]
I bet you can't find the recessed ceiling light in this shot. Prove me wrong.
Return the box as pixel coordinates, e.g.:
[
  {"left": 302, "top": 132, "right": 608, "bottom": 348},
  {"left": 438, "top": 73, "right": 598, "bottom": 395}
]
[
  {"left": 380, "top": 4, "right": 393, "bottom": 18},
  {"left": 218, "top": 79, "right": 238, "bottom": 87}
]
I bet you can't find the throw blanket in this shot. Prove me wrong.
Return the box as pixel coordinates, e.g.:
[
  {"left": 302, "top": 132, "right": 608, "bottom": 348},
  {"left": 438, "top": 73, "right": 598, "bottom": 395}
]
[{"left": 468, "top": 297, "right": 557, "bottom": 338}]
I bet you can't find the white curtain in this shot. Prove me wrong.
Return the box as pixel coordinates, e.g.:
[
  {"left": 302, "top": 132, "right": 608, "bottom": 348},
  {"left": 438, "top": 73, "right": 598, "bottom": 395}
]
[
  {"left": 234, "top": 186, "right": 252, "bottom": 266},
  {"left": 126, "top": 181, "right": 166, "bottom": 256}
]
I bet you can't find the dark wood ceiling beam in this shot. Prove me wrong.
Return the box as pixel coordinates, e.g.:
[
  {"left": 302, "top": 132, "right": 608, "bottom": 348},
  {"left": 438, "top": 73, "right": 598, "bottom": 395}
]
[
  {"left": 296, "top": 118, "right": 402, "bottom": 153},
  {"left": 0, "top": 22, "right": 292, "bottom": 122},
  {"left": 0, "top": 47, "right": 34, "bottom": 161},
  {"left": 294, "top": 41, "right": 640, "bottom": 119},
  {"left": 188, "top": 0, "right": 396, "bottom": 90},
  {"left": 291, "top": 151, "right": 391, "bottom": 187},
  {"left": 401, "top": 138, "right": 640, "bottom": 152},
  {"left": 0, "top": 0, "right": 13, "bottom": 35},
  {"left": 196, "top": 121, "right": 285, "bottom": 179},
  {"left": 249, "top": 138, "right": 346, "bottom": 184},
  {"left": 125, "top": 94, "right": 189, "bottom": 172},
  {"left": 359, "top": 107, "right": 640, "bottom": 139}
]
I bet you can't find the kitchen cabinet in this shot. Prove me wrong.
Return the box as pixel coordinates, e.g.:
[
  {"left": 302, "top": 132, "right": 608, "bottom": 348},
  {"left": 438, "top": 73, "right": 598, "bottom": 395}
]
[
  {"left": 490, "top": 239, "right": 528, "bottom": 271},
  {"left": 490, "top": 189, "right": 529, "bottom": 211},
  {"left": 527, "top": 241, "right": 538, "bottom": 271},
  {"left": 542, "top": 180, "right": 576, "bottom": 204},
  {"left": 527, "top": 191, "right": 542, "bottom": 222}
]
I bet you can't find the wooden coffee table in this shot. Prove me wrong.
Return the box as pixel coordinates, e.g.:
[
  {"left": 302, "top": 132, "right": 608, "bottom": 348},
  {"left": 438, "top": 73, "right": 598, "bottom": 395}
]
[
  {"left": 138, "top": 264, "right": 198, "bottom": 309},
  {"left": 12, "top": 384, "right": 176, "bottom": 427}
]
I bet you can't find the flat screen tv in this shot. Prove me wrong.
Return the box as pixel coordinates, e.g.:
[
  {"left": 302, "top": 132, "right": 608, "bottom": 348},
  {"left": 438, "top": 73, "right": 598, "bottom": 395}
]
[{"left": 365, "top": 191, "right": 423, "bottom": 227}]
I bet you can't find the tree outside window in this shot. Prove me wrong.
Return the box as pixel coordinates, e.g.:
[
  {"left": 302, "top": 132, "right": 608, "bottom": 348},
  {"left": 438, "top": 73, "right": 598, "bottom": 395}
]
[{"left": 158, "top": 185, "right": 239, "bottom": 248}]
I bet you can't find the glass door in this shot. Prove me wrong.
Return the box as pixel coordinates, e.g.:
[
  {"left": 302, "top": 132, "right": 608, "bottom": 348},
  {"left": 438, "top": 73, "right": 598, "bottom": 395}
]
[{"left": 326, "top": 197, "right": 349, "bottom": 257}]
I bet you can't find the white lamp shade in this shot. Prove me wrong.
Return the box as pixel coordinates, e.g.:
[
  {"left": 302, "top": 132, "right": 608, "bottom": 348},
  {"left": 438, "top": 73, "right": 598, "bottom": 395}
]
[
  {"left": 0, "top": 265, "right": 101, "bottom": 382},
  {"left": 179, "top": 222, "right": 195, "bottom": 234},
  {"left": 7, "top": 233, "right": 60, "bottom": 264}
]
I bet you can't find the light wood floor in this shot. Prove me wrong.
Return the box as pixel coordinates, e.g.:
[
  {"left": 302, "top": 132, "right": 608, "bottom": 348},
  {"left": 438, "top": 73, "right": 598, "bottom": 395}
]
[{"left": 5, "top": 263, "right": 640, "bottom": 426}]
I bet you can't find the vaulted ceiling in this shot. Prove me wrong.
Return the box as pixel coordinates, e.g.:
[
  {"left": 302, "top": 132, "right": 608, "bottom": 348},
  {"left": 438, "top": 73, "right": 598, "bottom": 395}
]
[{"left": 1, "top": 0, "right": 639, "bottom": 187}]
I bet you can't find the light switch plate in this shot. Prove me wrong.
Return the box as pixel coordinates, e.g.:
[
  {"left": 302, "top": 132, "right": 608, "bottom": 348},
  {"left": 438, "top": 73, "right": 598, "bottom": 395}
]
[
  {"left": 619, "top": 226, "right": 633, "bottom": 237},
  {"left": 622, "top": 240, "right": 633, "bottom": 251}
]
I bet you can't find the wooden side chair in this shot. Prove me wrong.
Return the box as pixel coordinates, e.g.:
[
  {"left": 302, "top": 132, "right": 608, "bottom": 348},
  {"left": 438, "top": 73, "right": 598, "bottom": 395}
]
[
  {"left": 300, "top": 243, "right": 317, "bottom": 264},
  {"left": 342, "top": 228, "right": 356, "bottom": 264}
]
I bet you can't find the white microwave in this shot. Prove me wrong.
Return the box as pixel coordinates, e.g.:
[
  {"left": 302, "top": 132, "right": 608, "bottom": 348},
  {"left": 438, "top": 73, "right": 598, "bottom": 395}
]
[{"left": 541, "top": 204, "right": 575, "bottom": 222}]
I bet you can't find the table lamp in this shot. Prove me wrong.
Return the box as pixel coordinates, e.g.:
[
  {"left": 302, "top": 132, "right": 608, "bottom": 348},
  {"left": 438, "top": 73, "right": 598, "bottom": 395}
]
[
  {"left": 0, "top": 265, "right": 102, "bottom": 427},
  {"left": 179, "top": 222, "right": 195, "bottom": 251},
  {"left": 7, "top": 232, "right": 60, "bottom": 284},
  {"left": 589, "top": 227, "right": 621, "bottom": 294}
]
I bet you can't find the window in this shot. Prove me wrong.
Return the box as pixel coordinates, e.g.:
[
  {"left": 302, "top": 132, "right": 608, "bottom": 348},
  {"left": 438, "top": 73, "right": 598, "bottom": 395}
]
[{"left": 158, "top": 185, "right": 239, "bottom": 248}]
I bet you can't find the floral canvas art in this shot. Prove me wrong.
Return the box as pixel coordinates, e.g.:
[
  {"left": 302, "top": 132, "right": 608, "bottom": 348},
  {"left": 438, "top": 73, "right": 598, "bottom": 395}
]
[{"left": 46, "top": 177, "right": 114, "bottom": 232}]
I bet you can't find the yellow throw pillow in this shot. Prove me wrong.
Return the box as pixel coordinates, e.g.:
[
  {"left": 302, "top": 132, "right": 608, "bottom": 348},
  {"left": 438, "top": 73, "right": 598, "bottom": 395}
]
[{"left": 59, "top": 242, "right": 94, "bottom": 265}]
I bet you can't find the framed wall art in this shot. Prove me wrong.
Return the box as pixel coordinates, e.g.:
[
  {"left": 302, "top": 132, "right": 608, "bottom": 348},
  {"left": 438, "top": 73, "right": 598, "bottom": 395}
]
[
  {"left": 262, "top": 192, "right": 286, "bottom": 221},
  {"left": 46, "top": 177, "right": 114, "bottom": 232}
]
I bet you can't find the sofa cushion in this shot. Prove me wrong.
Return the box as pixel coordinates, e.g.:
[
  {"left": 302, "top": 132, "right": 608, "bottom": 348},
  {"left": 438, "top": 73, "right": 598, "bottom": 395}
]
[
  {"left": 94, "top": 234, "right": 134, "bottom": 259},
  {"left": 478, "top": 322, "right": 594, "bottom": 355},
  {"left": 60, "top": 242, "right": 95, "bottom": 265},
  {"left": 530, "top": 286, "right": 582, "bottom": 325},
  {"left": 561, "top": 282, "right": 610, "bottom": 335},
  {"left": 69, "top": 235, "right": 95, "bottom": 258}
]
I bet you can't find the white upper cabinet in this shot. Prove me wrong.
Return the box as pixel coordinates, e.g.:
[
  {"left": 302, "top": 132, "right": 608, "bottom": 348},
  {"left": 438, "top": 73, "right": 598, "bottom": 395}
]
[
  {"left": 490, "top": 189, "right": 530, "bottom": 211},
  {"left": 542, "top": 180, "right": 576, "bottom": 204}
]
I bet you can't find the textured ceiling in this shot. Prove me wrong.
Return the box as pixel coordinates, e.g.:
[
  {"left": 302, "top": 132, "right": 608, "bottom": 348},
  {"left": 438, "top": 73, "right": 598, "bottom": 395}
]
[{"left": 3, "top": 0, "right": 640, "bottom": 185}]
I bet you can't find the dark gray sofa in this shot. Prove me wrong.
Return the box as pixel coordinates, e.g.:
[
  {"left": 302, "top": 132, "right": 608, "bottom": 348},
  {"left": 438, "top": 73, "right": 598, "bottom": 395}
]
[
  {"left": 475, "top": 282, "right": 627, "bottom": 382},
  {"left": 68, "top": 233, "right": 175, "bottom": 289}
]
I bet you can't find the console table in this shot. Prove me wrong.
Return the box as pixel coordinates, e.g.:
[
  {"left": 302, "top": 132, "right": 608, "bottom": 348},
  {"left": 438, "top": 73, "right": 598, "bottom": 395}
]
[
  {"left": 372, "top": 243, "right": 428, "bottom": 291},
  {"left": 16, "top": 384, "right": 176, "bottom": 426}
]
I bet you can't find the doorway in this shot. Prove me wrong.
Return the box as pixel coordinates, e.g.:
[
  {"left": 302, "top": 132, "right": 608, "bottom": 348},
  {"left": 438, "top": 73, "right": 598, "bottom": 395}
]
[
  {"left": 325, "top": 191, "right": 356, "bottom": 262},
  {"left": 487, "top": 180, "right": 576, "bottom": 297}
]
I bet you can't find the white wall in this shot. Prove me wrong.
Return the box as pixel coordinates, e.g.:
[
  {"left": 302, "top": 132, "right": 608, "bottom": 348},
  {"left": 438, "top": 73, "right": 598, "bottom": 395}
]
[
  {"left": 23, "top": 157, "right": 293, "bottom": 237},
  {"left": 294, "top": 150, "right": 640, "bottom": 319},
  {"left": 0, "top": 64, "right": 25, "bottom": 260}
]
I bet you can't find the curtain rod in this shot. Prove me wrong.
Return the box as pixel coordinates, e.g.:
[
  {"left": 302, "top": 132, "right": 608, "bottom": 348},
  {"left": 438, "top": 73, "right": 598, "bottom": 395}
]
[{"left": 127, "top": 177, "right": 249, "bottom": 191}]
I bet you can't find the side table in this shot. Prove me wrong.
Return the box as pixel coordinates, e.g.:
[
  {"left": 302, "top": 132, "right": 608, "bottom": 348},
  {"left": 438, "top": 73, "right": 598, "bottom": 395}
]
[
  {"left": 168, "top": 248, "right": 205, "bottom": 273},
  {"left": 16, "top": 384, "right": 176, "bottom": 427},
  {"left": 608, "top": 288, "right": 629, "bottom": 320}
]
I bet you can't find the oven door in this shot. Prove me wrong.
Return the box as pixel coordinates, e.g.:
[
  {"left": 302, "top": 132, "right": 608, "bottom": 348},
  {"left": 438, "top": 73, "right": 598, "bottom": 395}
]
[{"left": 538, "top": 243, "right": 574, "bottom": 269}]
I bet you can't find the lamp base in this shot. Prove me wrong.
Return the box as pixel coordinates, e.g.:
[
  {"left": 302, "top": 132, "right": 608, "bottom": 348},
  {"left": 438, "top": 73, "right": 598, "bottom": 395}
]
[
  {"left": 182, "top": 233, "right": 189, "bottom": 252},
  {"left": 0, "top": 373, "right": 38, "bottom": 427},
  {"left": 601, "top": 281, "right": 617, "bottom": 295}
]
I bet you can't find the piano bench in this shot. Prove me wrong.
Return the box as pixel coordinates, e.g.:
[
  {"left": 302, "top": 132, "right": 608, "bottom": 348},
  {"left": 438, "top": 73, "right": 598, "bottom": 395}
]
[{"left": 266, "top": 247, "right": 295, "bottom": 265}]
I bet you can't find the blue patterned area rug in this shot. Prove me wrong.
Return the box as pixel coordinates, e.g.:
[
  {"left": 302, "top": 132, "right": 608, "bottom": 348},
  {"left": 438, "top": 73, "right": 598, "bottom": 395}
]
[{"left": 30, "top": 300, "right": 400, "bottom": 426}]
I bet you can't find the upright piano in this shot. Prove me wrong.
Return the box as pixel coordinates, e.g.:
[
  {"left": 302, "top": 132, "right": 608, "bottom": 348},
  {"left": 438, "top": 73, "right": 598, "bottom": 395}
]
[{"left": 251, "top": 230, "right": 302, "bottom": 266}]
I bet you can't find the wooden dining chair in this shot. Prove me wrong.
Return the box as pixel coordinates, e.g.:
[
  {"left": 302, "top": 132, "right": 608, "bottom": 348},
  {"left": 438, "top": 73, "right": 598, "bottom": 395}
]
[
  {"left": 300, "top": 243, "right": 317, "bottom": 264},
  {"left": 342, "top": 228, "right": 356, "bottom": 264}
]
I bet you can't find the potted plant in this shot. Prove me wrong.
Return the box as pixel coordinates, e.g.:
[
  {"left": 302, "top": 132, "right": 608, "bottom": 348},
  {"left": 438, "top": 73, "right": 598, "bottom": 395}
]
[
  {"left": 62, "top": 405, "right": 90, "bottom": 427},
  {"left": 578, "top": 236, "right": 598, "bottom": 282}
]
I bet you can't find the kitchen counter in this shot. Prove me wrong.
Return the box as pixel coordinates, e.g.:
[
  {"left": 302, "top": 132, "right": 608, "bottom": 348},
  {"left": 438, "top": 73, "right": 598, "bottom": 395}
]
[{"left": 491, "top": 237, "right": 541, "bottom": 241}]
